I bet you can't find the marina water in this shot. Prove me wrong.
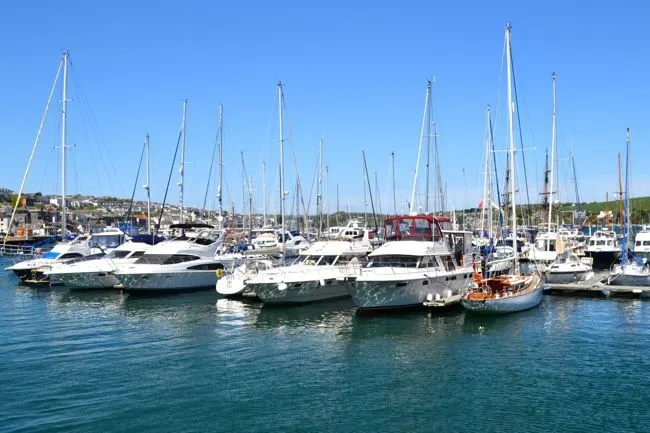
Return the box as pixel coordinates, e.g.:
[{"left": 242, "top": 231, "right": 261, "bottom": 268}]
[{"left": 1, "top": 257, "right": 649, "bottom": 433}]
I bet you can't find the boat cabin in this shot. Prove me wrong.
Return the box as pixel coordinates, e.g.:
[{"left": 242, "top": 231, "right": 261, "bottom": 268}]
[{"left": 383, "top": 215, "right": 451, "bottom": 242}]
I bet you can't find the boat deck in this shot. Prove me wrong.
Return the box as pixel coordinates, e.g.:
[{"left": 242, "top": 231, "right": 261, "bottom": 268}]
[{"left": 544, "top": 271, "right": 650, "bottom": 298}]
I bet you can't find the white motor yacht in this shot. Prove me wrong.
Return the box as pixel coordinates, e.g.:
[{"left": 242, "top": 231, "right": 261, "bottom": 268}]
[
  {"left": 246, "top": 240, "right": 372, "bottom": 304},
  {"left": 5, "top": 228, "right": 126, "bottom": 284},
  {"left": 348, "top": 215, "right": 474, "bottom": 310},
  {"left": 633, "top": 226, "right": 650, "bottom": 261},
  {"left": 45, "top": 240, "right": 154, "bottom": 290},
  {"left": 545, "top": 252, "right": 593, "bottom": 284},
  {"left": 584, "top": 229, "right": 620, "bottom": 269},
  {"left": 114, "top": 224, "right": 236, "bottom": 293}
]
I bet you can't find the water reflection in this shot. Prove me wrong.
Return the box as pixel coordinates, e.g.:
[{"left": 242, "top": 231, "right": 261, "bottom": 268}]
[{"left": 253, "top": 298, "right": 357, "bottom": 334}]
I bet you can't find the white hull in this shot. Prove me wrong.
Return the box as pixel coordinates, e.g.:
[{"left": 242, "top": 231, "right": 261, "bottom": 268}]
[
  {"left": 545, "top": 270, "right": 593, "bottom": 285},
  {"left": 116, "top": 270, "right": 218, "bottom": 292},
  {"left": 253, "top": 280, "right": 350, "bottom": 304},
  {"left": 349, "top": 272, "right": 470, "bottom": 310},
  {"left": 62, "top": 272, "right": 120, "bottom": 290}
]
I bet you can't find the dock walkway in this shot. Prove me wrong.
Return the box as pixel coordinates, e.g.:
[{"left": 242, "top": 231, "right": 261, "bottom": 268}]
[{"left": 545, "top": 271, "right": 650, "bottom": 298}]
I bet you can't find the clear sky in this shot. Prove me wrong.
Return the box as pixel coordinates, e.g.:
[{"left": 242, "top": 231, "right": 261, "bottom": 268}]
[{"left": 1, "top": 0, "right": 648, "bottom": 216}]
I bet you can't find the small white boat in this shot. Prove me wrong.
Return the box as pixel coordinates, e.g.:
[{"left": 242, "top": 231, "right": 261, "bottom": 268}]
[
  {"left": 545, "top": 252, "right": 593, "bottom": 284},
  {"left": 216, "top": 258, "right": 274, "bottom": 296}
]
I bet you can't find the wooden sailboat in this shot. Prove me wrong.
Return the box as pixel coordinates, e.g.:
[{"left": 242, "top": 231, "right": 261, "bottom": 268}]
[{"left": 462, "top": 24, "right": 543, "bottom": 314}]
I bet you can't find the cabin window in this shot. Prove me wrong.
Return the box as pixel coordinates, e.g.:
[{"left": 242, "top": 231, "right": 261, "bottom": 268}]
[
  {"left": 135, "top": 254, "right": 199, "bottom": 265},
  {"left": 438, "top": 255, "right": 455, "bottom": 272},
  {"left": 398, "top": 219, "right": 413, "bottom": 236},
  {"left": 636, "top": 241, "right": 641, "bottom": 246},
  {"left": 418, "top": 256, "right": 437, "bottom": 268},
  {"left": 385, "top": 221, "right": 396, "bottom": 238},
  {"left": 644, "top": 241, "right": 650, "bottom": 246},
  {"left": 367, "top": 255, "right": 418, "bottom": 268},
  {"left": 187, "top": 262, "right": 224, "bottom": 271},
  {"left": 129, "top": 251, "right": 146, "bottom": 258},
  {"left": 59, "top": 253, "right": 84, "bottom": 260}
]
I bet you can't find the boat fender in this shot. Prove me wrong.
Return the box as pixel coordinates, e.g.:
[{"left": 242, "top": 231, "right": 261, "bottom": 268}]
[{"left": 215, "top": 268, "right": 224, "bottom": 278}]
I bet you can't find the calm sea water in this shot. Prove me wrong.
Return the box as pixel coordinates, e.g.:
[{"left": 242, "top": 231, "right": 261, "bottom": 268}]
[{"left": 1, "top": 257, "right": 649, "bottom": 433}]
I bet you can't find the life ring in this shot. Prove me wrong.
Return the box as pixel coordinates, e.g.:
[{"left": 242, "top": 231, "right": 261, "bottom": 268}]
[{"left": 215, "top": 268, "right": 224, "bottom": 278}]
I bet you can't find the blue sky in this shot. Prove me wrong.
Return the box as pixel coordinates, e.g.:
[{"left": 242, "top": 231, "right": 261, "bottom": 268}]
[{"left": 1, "top": 0, "right": 648, "bottom": 216}]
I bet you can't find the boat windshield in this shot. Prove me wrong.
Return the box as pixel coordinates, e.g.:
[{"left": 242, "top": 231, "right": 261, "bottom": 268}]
[
  {"left": 89, "top": 234, "right": 124, "bottom": 249},
  {"left": 366, "top": 255, "right": 419, "bottom": 268},
  {"left": 316, "top": 255, "right": 338, "bottom": 266},
  {"left": 107, "top": 250, "right": 130, "bottom": 259}
]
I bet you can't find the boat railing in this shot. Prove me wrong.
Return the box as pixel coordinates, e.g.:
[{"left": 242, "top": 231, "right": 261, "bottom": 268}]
[
  {"left": 0, "top": 244, "right": 37, "bottom": 258},
  {"left": 358, "top": 263, "right": 471, "bottom": 278}
]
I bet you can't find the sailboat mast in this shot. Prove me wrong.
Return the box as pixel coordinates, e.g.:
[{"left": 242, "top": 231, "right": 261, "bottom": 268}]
[
  {"left": 480, "top": 106, "right": 491, "bottom": 236},
  {"left": 217, "top": 104, "right": 223, "bottom": 219},
  {"left": 425, "top": 80, "right": 431, "bottom": 214},
  {"left": 278, "top": 82, "right": 286, "bottom": 261},
  {"left": 409, "top": 82, "right": 431, "bottom": 214},
  {"left": 262, "top": 161, "right": 267, "bottom": 226},
  {"left": 505, "top": 23, "right": 518, "bottom": 268},
  {"left": 318, "top": 136, "right": 323, "bottom": 238},
  {"left": 391, "top": 152, "right": 396, "bottom": 215},
  {"left": 618, "top": 153, "right": 624, "bottom": 230},
  {"left": 179, "top": 98, "right": 187, "bottom": 224},
  {"left": 547, "top": 72, "right": 557, "bottom": 251},
  {"left": 61, "top": 51, "right": 69, "bottom": 235},
  {"left": 624, "top": 128, "right": 631, "bottom": 251},
  {"left": 145, "top": 134, "right": 151, "bottom": 234}
]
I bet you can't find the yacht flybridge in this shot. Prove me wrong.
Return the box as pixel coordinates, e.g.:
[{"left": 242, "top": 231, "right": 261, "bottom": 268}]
[{"left": 348, "top": 215, "right": 473, "bottom": 310}]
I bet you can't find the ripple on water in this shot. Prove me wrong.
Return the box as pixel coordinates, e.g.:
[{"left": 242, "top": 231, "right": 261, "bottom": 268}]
[{"left": 1, "top": 267, "right": 649, "bottom": 432}]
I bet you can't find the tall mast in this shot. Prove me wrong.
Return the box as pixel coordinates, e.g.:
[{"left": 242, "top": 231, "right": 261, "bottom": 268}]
[
  {"left": 505, "top": 23, "right": 518, "bottom": 269},
  {"left": 425, "top": 79, "right": 432, "bottom": 214},
  {"left": 325, "top": 165, "right": 329, "bottom": 230},
  {"left": 217, "top": 104, "right": 223, "bottom": 220},
  {"left": 317, "top": 136, "right": 323, "bottom": 238},
  {"left": 262, "top": 161, "right": 267, "bottom": 226},
  {"left": 363, "top": 158, "right": 367, "bottom": 224},
  {"left": 570, "top": 143, "right": 582, "bottom": 227},
  {"left": 144, "top": 134, "right": 151, "bottom": 234},
  {"left": 179, "top": 98, "right": 187, "bottom": 224},
  {"left": 480, "top": 106, "right": 491, "bottom": 237},
  {"left": 336, "top": 183, "right": 339, "bottom": 215},
  {"left": 278, "top": 81, "right": 286, "bottom": 261},
  {"left": 618, "top": 153, "right": 624, "bottom": 230},
  {"left": 391, "top": 152, "right": 396, "bottom": 215},
  {"left": 61, "top": 51, "right": 69, "bottom": 235},
  {"left": 409, "top": 82, "right": 431, "bottom": 214},
  {"left": 241, "top": 151, "right": 246, "bottom": 228},
  {"left": 547, "top": 72, "right": 557, "bottom": 251},
  {"left": 624, "top": 128, "right": 631, "bottom": 261},
  {"left": 374, "top": 171, "right": 383, "bottom": 219}
]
